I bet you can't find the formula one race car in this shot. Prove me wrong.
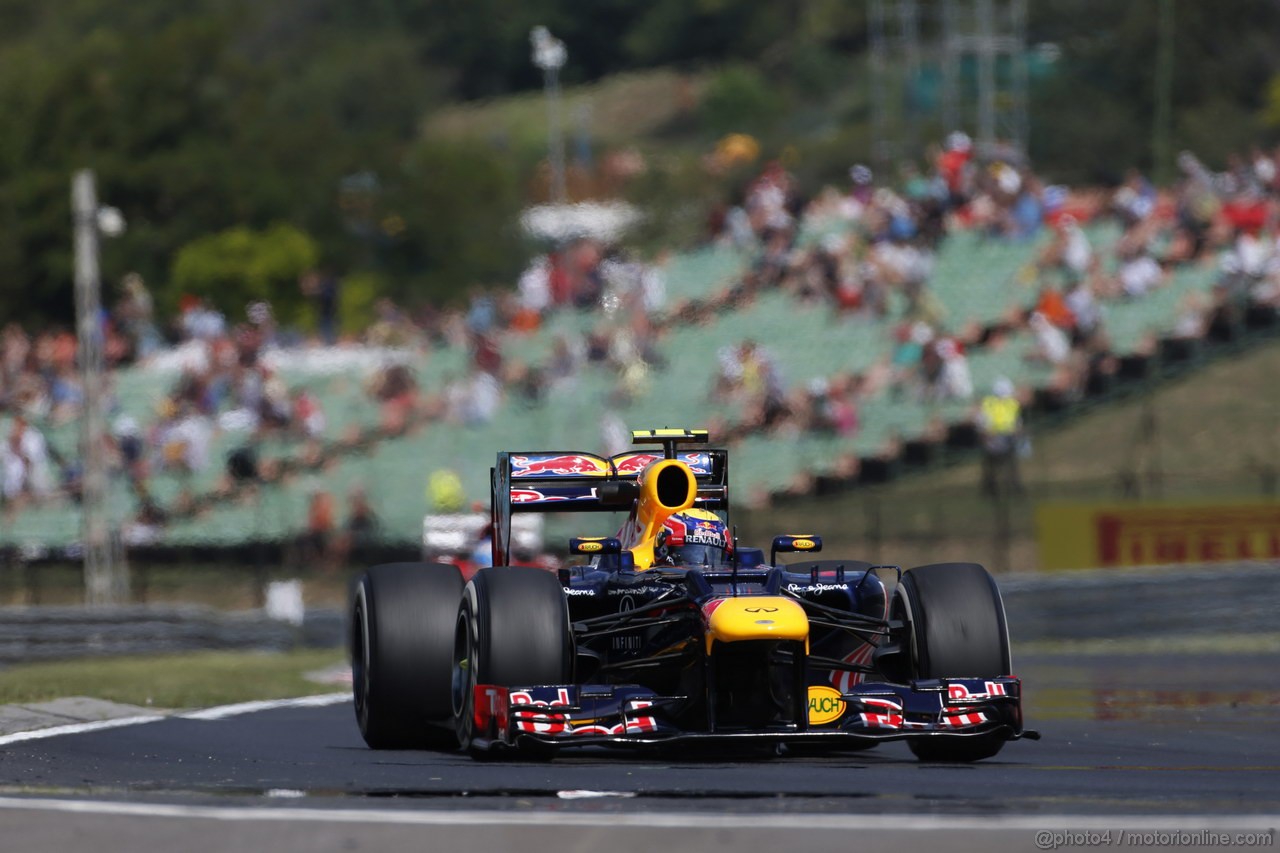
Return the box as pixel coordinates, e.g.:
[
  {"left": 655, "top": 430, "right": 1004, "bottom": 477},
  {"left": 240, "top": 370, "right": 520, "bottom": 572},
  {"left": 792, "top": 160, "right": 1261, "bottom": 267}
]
[{"left": 351, "top": 428, "right": 1037, "bottom": 761}]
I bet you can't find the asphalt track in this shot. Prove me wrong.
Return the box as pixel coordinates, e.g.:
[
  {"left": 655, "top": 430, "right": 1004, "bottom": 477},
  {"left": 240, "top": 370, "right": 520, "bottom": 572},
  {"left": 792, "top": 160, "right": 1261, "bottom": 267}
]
[{"left": 1, "top": 650, "right": 1278, "bottom": 852}]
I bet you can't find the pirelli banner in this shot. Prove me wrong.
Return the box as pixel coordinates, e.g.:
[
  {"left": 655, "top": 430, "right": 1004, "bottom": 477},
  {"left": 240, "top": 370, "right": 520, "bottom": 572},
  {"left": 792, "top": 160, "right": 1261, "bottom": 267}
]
[{"left": 1035, "top": 501, "right": 1280, "bottom": 570}]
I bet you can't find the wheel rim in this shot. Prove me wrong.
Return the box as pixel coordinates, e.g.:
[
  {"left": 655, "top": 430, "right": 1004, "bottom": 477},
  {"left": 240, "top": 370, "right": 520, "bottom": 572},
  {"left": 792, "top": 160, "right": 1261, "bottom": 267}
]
[
  {"left": 353, "top": 596, "right": 371, "bottom": 725},
  {"left": 452, "top": 608, "right": 476, "bottom": 745}
]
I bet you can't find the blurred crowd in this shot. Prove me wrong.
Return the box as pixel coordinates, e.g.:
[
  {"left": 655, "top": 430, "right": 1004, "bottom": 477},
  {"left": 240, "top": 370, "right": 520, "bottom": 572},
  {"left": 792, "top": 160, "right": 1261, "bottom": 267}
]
[
  {"left": 685, "top": 134, "right": 1280, "bottom": 452},
  {"left": 4, "top": 132, "right": 1280, "bottom": 531}
]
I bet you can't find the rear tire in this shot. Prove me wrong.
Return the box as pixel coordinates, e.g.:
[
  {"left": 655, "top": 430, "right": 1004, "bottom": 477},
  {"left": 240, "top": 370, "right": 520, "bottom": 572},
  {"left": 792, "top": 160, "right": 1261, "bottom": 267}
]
[
  {"left": 895, "top": 562, "right": 1011, "bottom": 763},
  {"left": 352, "top": 562, "right": 463, "bottom": 749},
  {"left": 453, "top": 567, "right": 574, "bottom": 752}
]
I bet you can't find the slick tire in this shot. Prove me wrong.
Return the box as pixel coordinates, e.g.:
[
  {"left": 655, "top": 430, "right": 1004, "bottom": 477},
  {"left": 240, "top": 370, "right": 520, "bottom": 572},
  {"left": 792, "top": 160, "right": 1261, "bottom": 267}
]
[
  {"left": 453, "top": 567, "right": 574, "bottom": 753},
  {"left": 352, "top": 562, "right": 463, "bottom": 750},
  {"left": 895, "top": 562, "right": 1011, "bottom": 763}
]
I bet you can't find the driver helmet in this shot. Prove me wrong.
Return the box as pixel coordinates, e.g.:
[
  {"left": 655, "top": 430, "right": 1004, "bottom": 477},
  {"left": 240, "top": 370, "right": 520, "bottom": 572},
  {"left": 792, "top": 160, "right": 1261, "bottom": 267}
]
[{"left": 657, "top": 508, "right": 734, "bottom": 568}]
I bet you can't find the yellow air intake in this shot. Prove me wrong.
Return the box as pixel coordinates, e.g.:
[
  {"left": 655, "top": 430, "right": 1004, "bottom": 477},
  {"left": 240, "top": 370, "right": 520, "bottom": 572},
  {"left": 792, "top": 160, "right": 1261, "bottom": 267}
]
[
  {"left": 629, "top": 459, "right": 698, "bottom": 570},
  {"left": 704, "top": 596, "right": 809, "bottom": 654}
]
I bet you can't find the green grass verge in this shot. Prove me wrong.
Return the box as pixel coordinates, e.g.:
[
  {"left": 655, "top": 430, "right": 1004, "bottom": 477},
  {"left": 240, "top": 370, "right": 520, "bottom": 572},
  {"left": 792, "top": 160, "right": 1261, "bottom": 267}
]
[{"left": 0, "top": 648, "right": 347, "bottom": 709}]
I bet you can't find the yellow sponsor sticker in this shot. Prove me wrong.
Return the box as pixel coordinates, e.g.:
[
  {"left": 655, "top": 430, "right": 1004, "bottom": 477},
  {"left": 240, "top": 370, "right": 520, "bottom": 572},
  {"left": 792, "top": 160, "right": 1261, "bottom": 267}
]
[
  {"left": 807, "top": 685, "right": 845, "bottom": 725},
  {"left": 791, "top": 538, "right": 816, "bottom": 550},
  {"left": 578, "top": 542, "right": 603, "bottom": 552}
]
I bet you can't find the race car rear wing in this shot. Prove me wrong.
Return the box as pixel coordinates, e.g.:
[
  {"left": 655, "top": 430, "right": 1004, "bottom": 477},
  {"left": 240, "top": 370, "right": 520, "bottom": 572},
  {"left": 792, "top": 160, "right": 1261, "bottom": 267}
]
[{"left": 490, "top": 433, "right": 728, "bottom": 566}]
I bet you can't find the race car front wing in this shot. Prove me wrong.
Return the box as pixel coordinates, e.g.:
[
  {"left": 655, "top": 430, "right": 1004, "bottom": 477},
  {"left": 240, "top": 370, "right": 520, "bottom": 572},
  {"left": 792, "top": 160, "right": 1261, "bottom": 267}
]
[{"left": 468, "top": 676, "right": 1039, "bottom": 753}]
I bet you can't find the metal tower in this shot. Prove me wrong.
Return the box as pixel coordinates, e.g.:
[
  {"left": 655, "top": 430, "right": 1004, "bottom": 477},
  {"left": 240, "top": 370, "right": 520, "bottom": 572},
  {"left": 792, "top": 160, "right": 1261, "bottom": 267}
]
[
  {"left": 869, "top": 0, "right": 923, "bottom": 172},
  {"left": 941, "top": 0, "right": 1028, "bottom": 154}
]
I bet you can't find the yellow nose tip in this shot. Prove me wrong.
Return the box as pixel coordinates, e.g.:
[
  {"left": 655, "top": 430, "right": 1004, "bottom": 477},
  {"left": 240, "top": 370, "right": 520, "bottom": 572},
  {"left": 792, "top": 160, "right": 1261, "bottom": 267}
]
[{"left": 703, "top": 596, "right": 809, "bottom": 654}]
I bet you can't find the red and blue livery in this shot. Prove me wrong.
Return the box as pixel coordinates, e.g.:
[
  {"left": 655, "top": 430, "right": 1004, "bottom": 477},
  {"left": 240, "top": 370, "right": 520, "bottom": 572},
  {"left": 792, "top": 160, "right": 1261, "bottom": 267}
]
[{"left": 351, "top": 428, "right": 1038, "bottom": 761}]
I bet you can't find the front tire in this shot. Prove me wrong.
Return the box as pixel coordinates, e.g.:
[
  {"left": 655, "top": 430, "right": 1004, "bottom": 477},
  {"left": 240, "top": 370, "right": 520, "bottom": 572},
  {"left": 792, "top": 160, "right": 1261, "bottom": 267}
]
[
  {"left": 453, "top": 567, "right": 574, "bottom": 752},
  {"left": 352, "top": 562, "right": 463, "bottom": 749},
  {"left": 895, "top": 562, "right": 1011, "bottom": 762}
]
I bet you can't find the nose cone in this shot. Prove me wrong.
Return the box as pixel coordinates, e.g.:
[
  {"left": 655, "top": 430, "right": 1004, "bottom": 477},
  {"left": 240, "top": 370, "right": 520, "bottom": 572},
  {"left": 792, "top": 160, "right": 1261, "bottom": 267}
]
[{"left": 703, "top": 596, "right": 809, "bottom": 654}]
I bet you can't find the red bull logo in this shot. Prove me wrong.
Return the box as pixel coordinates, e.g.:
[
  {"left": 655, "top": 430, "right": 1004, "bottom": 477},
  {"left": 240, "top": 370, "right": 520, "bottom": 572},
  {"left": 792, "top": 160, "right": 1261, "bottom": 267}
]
[
  {"left": 511, "top": 454, "right": 608, "bottom": 477},
  {"left": 612, "top": 452, "right": 712, "bottom": 476},
  {"left": 613, "top": 453, "right": 661, "bottom": 475}
]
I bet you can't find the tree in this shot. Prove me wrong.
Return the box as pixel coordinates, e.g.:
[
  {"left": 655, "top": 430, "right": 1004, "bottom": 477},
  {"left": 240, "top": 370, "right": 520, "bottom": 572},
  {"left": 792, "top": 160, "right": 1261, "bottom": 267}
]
[{"left": 170, "top": 224, "right": 318, "bottom": 323}]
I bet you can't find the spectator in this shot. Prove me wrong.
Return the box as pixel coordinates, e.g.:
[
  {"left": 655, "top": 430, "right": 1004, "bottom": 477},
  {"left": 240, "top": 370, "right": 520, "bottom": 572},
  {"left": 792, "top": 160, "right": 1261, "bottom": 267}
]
[
  {"left": 366, "top": 298, "right": 416, "bottom": 347},
  {"left": 1, "top": 416, "right": 52, "bottom": 508},
  {"left": 298, "top": 486, "right": 337, "bottom": 571},
  {"left": 226, "top": 445, "right": 259, "bottom": 485},
  {"left": 1028, "top": 312, "right": 1072, "bottom": 366},
  {"left": 1065, "top": 278, "right": 1104, "bottom": 344},
  {"left": 1117, "top": 247, "right": 1164, "bottom": 299},
  {"left": 517, "top": 255, "right": 553, "bottom": 316},
  {"left": 154, "top": 405, "right": 213, "bottom": 474},
  {"left": 122, "top": 487, "right": 167, "bottom": 546},
  {"left": 293, "top": 389, "right": 326, "bottom": 439},
  {"left": 714, "top": 339, "right": 785, "bottom": 421},
  {"left": 545, "top": 334, "right": 583, "bottom": 394},
  {"left": 1172, "top": 293, "right": 1210, "bottom": 339},
  {"left": 332, "top": 485, "right": 380, "bottom": 567},
  {"left": 821, "top": 375, "right": 861, "bottom": 437},
  {"left": 1033, "top": 284, "right": 1076, "bottom": 331},
  {"left": 367, "top": 361, "right": 419, "bottom": 434},
  {"left": 1039, "top": 215, "right": 1093, "bottom": 281},
  {"left": 178, "top": 296, "right": 226, "bottom": 341},
  {"left": 114, "top": 273, "right": 162, "bottom": 360},
  {"left": 976, "top": 377, "right": 1024, "bottom": 499},
  {"left": 640, "top": 251, "right": 669, "bottom": 315},
  {"left": 299, "top": 269, "right": 340, "bottom": 345},
  {"left": 113, "top": 415, "right": 147, "bottom": 489},
  {"left": 258, "top": 377, "right": 292, "bottom": 431},
  {"left": 344, "top": 487, "right": 379, "bottom": 544},
  {"left": 1113, "top": 168, "right": 1157, "bottom": 226},
  {"left": 935, "top": 338, "right": 974, "bottom": 401},
  {"left": 460, "top": 368, "right": 502, "bottom": 425},
  {"left": 937, "top": 131, "right": 974, "bottom": 209}
]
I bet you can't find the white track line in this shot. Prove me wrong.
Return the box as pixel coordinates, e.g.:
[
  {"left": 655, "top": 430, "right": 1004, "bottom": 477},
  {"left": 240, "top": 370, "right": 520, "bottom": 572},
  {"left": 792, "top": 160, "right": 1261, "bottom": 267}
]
[
  {"left": 179, "top": 692, "right": 349, "bottom": 721},
  {"left": 0, "top": 716, "right": 165, "bottom": 747},
  {"left": 0, "top": 798, "right": 1274, "bottom": 831},
  {"left": 0, "top": 693, "right": 350, "bottom": 745}
]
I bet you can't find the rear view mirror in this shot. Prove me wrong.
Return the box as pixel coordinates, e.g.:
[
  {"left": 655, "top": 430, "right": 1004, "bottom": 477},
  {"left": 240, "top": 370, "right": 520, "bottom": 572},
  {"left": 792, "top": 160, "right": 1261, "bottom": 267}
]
[
  {"left": 569, "top": 537, "right": 622, "bottom": 556},
  {"left": 771, "top": 534, "right": 822, "bottom": 566}
]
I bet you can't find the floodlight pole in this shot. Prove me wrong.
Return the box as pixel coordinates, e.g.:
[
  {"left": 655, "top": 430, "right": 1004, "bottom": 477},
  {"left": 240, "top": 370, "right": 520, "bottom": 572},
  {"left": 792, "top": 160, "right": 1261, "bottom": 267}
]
[
  {"left": 1152, "top": 0, "right": 1175, "bottom": 185},
  {"left": 531, "top": 26, "right": 568, "bottom": 205},
  {"left": 72, "top": 169, "right": 128, "bottom": 605}
]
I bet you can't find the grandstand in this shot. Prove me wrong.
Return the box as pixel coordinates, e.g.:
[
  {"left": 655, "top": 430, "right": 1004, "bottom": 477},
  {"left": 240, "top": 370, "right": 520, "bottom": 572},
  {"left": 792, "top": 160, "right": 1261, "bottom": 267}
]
[{"left": 0, "top": 195, "right": 1240, "bottom": 558}]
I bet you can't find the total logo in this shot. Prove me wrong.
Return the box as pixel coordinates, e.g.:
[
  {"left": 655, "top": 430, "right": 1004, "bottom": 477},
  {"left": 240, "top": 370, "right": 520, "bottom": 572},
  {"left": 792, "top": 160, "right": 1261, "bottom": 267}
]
[{"left": 807, "top": 685, "right": 846, "bottom": 725}]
